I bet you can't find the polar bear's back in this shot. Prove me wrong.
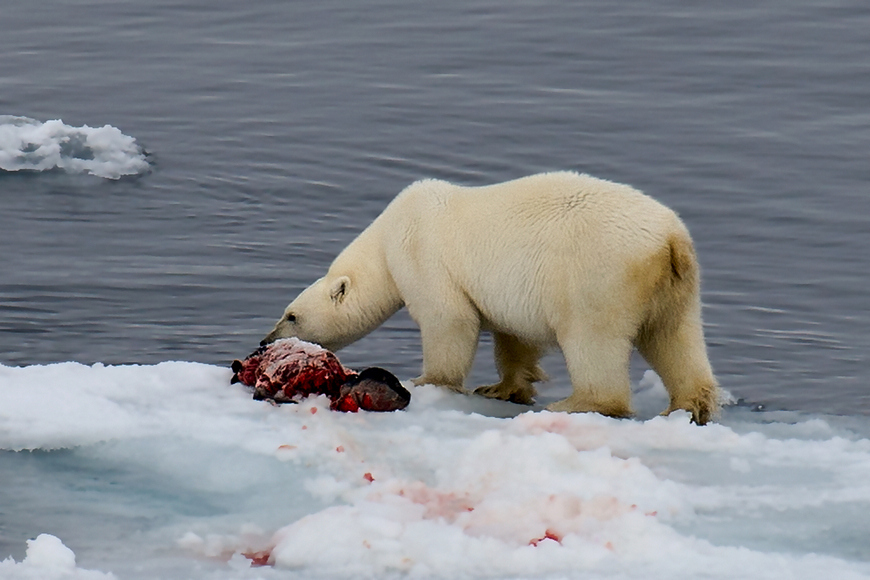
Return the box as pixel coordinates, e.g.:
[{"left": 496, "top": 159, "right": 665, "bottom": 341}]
[
  {"left": 390, "top": 171, "right": 683, "bottom": 263},
  {"left": 381, "top": 172, "right": 693, "bottom": 344}
]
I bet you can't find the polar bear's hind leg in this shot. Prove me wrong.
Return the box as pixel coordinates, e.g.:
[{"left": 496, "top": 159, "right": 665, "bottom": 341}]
[
  {"left": 634, "top": 234, "right": 719, "bottom": 425},
  {"left": 474, "top": 332, "right": 546, "bottom": 405},
  {"left": 636, "top": 313, "right": 718, "bottom": 425}
]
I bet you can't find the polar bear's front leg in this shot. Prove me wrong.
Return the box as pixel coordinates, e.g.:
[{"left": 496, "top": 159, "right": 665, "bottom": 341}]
[
  {"left": 474, "top": 332, "right": 546, "bottom": 405},
  {"left": 548, "top": 330, "right": 633, "bottom": 418},
  {"left": 412, "top": 314, "right": 480, "bottom": 394}
]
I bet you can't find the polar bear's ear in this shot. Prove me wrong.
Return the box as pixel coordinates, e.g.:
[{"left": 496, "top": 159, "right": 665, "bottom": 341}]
[{"left": 330, "top": 276, "right": 350, "bottom": 305}]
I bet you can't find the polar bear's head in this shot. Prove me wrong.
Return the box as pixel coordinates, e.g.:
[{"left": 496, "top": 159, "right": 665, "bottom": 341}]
[
  {"left": 261, "top": 268, "right": 403, "bottom": 353},
  {"left": 261, "top": 275, "right": 354, "bottom": 352}
]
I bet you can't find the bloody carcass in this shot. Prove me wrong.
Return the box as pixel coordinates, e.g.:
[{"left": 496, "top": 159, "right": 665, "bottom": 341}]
[{"left": 231, "top": 337, "right": 410, "bottom": 412}]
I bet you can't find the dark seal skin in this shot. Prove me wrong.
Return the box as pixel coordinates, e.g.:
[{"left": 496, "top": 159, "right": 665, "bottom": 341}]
[
  {"left": 330, "top": 367, "right": 411, "bottom": 412},
  {"left": 231, "top": 338, "right": 409, "bottom": 412}
]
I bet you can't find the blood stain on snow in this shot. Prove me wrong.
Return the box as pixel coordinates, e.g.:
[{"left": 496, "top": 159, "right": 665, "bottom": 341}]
[
  {"left": 243, "top": 550, "right": 272, "bottom": 567},
  {"left": 364, "top": 472, "right": 374, "bottom": 482},
  {"left": 518, "top": 413, "right": 574, "bottom": 435},
  {"left": 530, "top": 529, "right": 563, "bottom": 546},
  {"left": 392, "top": 483, "right": 475, "bottom": 521},
  {"left": 633, "top": 504, "right": 658, "bottom": 516},
  {"left": 336, "top": 445, "right": 345, "bottom": 453}
]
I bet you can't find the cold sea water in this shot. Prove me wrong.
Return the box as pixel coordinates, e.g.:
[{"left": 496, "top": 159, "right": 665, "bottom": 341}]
[{"left": 1, "top": 1, "right": 870, "bottom": 579}]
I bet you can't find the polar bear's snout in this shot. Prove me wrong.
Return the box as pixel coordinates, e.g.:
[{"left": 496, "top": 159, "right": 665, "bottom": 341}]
[{"left": 261, "top": 316, "right": 293, "bottom": 346}]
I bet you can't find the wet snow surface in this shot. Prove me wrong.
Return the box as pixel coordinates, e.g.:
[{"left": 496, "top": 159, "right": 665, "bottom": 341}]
[{"left": 1, "top": 362, "right": 869, "bottom": 579}]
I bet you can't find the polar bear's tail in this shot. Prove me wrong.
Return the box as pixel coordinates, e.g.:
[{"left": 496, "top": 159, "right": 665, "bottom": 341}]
[
  {"left": 642, "top": 229, "right": 699, "bottom": 322},
  {"left": 635, "top": 229, "right": 719, "bottom": 425},
  {"left": 667, "top": 230, "right": 697, "bottom": 284}
]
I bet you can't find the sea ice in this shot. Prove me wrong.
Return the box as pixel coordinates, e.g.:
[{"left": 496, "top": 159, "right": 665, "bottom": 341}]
[
  {"left": 0, "top": 116, "right": 149, "bottom": 179},
  {"left": 0, "top": 534, "right": 115, "bottom": 579},
  {"left": 1, "top": 361, "right": 869, "bottom": 579}
]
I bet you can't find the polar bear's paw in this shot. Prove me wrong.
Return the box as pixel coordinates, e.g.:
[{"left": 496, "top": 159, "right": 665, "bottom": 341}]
[
  {"left": 546, "top": 393, "right": 633, "bottom": 419},
  {"left": 412, "top": 375, "right": 469, "bottom": 395},
  {"left": 474, "top": 382, "right": 536, "bottom": 406}
]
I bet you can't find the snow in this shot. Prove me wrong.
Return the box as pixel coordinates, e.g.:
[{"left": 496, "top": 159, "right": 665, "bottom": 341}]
[
  {"left": 0, "top": 534, "right": 115, "bottom": 580},
  {"left": 0, "top": 116, "right": 148, "bottom": 179},
  {"left": 1, "top": 361, "right": 869, "bottom": 579}
]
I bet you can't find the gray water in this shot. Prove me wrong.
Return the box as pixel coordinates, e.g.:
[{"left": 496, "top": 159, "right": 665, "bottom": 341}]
[{"left": 2, "top": 0, "right": 869, "bottom": 415}]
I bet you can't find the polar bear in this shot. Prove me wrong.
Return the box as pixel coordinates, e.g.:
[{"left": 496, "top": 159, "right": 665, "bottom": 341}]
[{"left": 263, "top": 172, "right": 718, "bottom": 424}]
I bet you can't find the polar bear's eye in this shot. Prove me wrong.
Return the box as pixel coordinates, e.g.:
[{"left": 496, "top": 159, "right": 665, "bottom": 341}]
[{"left": 285, "top": 313, "right": 297, "bottom": 323}]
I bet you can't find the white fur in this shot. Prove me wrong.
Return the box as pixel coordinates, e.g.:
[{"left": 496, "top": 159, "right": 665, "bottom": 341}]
[{"left": 264, "top": 172, "right": 718, "bottom": 423}]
